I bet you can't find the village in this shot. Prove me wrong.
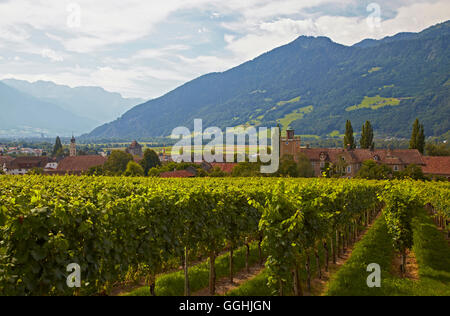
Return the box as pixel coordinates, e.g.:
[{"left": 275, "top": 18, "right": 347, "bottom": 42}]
[{"left": 1, "top": 128, "right": 449, "bottom": 180}]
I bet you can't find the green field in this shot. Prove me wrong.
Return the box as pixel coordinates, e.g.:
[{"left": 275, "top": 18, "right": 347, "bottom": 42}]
[
  {"left": 346, "top": 95, "right": 401, "bottom": 111},
  {"left": 277, "top": 106, "right": 314, "bottom": 133}
]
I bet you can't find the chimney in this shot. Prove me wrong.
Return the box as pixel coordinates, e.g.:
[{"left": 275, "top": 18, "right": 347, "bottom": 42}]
[{"left": 287, "top": 129, "right": 295, "bottom": 140}]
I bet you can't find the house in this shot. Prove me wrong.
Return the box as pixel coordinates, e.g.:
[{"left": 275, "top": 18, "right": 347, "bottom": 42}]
[
  {"left": 126, "top": 141, "right": 143, "bottom": 157},
  {"left": 0, "top": 156, "right": 14, "bottom": 173},
  {"left": 5, "top": 156, "right": 52, "bottom": 175},
  {"left": 299, "top": 148, "right": 425, "bottom": 177},
  {"left": 44, "top": 161, "right": 59, "bottom": 171},
  {"left": 193, "top": 162, "right": 238, "bottom": 174},
  {"left": 422, "top": 156, "right": 450, "bottom": 180},
  {"left": 281, "top": 129, "right": 425, "bottom": 178},
  {"left": 160, "top": 169, "right": 196, "bottom": 178},
  {"left": 210, "top": 162, "right": 238, "bottom": 174},
  {"left": 52, "top": 155, "right": 107, "bottom": 175}
]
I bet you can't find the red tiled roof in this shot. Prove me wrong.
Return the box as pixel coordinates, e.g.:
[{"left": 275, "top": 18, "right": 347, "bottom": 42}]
[
  {"left": 210, "top": 163, "right": 238, "bottom": 173},
  {"left": 422, "top": 156, "right": 450, "bottom": 176},
  {"left": 0, "top": 156, "right": 14, "bottom": 165},
  {"left": 160, "top": 170, "right": 196, "bottom": 178},
  {"left": 299, "top": 148, "right": 424, "bottom": 165},
  {"left": 6, "top": 156, "right": 51, "bottom": 169},
  {"left": 57, "top": 155, "right": 107, "bottom": 173}
]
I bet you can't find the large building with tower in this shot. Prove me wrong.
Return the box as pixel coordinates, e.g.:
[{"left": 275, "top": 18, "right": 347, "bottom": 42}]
[{"left": 280, "top": 129, "right": 428, "bottom": 178}]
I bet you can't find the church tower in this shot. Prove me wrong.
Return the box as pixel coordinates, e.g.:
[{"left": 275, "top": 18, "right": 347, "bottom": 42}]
[
  {"left": 70, "top": 135, "right": 77, "bottom": 157},
  {"left": 280, "top": 129, "right": 301, "bottom": 159}
]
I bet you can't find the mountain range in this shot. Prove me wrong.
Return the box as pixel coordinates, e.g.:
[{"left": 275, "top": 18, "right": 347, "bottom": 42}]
[
  {"left": 87, "top": 21, "right": 450, "bottom": 140},
  {"left": 0, "top": 79, "right": 143, "bottom": 137}
]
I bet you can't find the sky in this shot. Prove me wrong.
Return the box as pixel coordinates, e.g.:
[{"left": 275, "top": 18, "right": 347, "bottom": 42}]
[{"left": 0, "top": 0, "right": 449, "bottom": 100}]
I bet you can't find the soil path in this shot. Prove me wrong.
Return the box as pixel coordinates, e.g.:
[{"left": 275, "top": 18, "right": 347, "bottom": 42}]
[
  {"left": 313, "top": 215, "right": 380, "bottom": 296},
  {"left": 193, "top": 264, "right": 266, "bottom": 296}
]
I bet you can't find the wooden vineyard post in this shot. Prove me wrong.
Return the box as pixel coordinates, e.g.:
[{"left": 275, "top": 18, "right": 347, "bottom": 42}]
[
  {"left": 209, "top": 252, "right": 216, "bottom": 296},
  {"left": 184, "top": 247, "right": 190, "bottom": 296}
]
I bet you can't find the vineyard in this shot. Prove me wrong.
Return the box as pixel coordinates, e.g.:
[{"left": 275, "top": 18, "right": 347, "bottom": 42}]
[{"left": 0, "top": 176, "right": 448, "bottom": 296}]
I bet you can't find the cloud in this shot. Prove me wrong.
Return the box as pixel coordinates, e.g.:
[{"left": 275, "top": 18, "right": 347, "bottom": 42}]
[
  {"left": 0, "top": 0, "right": 448, "bottom": 100},
  {"left": 41, "top": 49, "right": 64, "bottom": 62}
]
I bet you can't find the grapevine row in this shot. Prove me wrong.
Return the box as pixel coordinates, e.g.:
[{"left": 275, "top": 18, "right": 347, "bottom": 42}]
[{"left": 0, "top": 176, "right": 448, "bottom": 295}]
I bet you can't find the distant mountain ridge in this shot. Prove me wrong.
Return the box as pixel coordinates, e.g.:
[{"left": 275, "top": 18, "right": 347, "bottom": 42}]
[
  {"left": 86, "top": 21, "right": 450, "bottom": 140},
  {"left": 0, "top": 82, "right": 96, "bottom": 137},
  {"left": 2, "top": 79, "right": 143, "bottom": 126}
]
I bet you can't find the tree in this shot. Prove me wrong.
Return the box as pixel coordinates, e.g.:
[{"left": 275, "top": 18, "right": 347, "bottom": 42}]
[
  {"left": 208, "top": 167, "right": 227, "bottom": 177},
  {"left": 395, "top": 164, "right": 426, "bottom": 180},
  {"left": 52, "top": 137, "right": 63, "bottom": 157},
  {"left": 360, "top": 121, "right": 374, "bottom": 149},
  {"left": 140, "top": 149, "right": 161, "bottom": 175},
  {"left": 417, "top": 124, "right": 425, "bottom": 154},
  {"left": 425, "top": 143, "right": 450, "bottom": 156},
  {"left": 232, "top": 162, "right": 262, "bottom": 177},
  {"left": 409, "top": 119, "right": 425, "bottom": 154},
  {"left": 28, "top": 168, "right": 44, "bottom": 175},
  {"left": 124, "top": 161, "right": 145, "bottom": 177},
  {"left": 103, "top": 150, "right": 134, "bottom": 175},
  {"left": 277, "top": 155, "right": 299, "bottom": 177},
  {"left": 356, "top": 160, "right": 392, "bottom": 180},
  {"left": 87, "top": 165, "right": 104, "bottom": 176},
  {"left": 343, "top": 120, "right": 355, "bottom": 149},
  {"left": 297, "top": 153, "right": 315, "bottom": 178}
]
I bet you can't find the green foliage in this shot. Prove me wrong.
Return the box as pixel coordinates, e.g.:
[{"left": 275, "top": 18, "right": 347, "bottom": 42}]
[
  {"left": 52, "top": 136, "right": 63, "bottom": 157},
  {"left": 327, "top": 207, "right": 450, "bottom": 296},
  {"left": 103, "top": 150, "right": 134, "bottom": 175},
  {"left": 140, "top": 149, "right": 161, "bottom": 175},
  {"left": 395, "top": 164, "right": 426, "bottom": 180},
  {"left": 346, "top": 96, "right": 401, "bottom": 112},
  {"left": 343, "top": 120, "right": 355, "bottom": 149},
  {"left": 425, "top": 143, "right": 450, "bottom": 156},
  {"left": 124, "top": 161, "right": 145, "bottom": 177},
  {"left": 409, "top": 119, "right": 426, "bottom": 154},
  {"left": 381, "top": 183, "right": 422, "bottom": 270},
  {"left": 28, "top": 167, "right": 44, "bottom": 175},
  {"left": 326, "top": 215, "right": 393, "bottom": 296},
  {"left": 148, "top": 161, "right": 203, "bottom": 177},
  {"left": 297, "top": 153, "right": 315, "bottom": 178},
  {"left": 277, "top": 106, "right": 313, "bottom": 133},
  {"left": 87, "top": 165, "right": 104, "bottom": 176},
  {"left": 126, "top": 243, "right": 262, "bottom": 296},
  {"left": 231, "top": 162, "right": 263, "bottom": 177},
  {"left": 0, "top": 176, "right": 448, "bottom": 296},
  {"left": 360, "top": 121, "right": 374, "bottom": 149},
  {"left": 356, "top": 160, "right": 392, "bottom": 180},
  {"left": 277, "top": 155, "right": 299, "bottom": 177}
]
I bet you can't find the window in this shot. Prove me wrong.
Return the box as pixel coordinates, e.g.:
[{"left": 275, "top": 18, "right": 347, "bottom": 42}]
[
  {"left": 394, "top": 165, "right": 399, "bottom": 171},
  {"left": 347, "top": 166, "right": 352, "bottom": 174},
  {"left": 320, "top": 162, "right": 325, "bottom": 168}
]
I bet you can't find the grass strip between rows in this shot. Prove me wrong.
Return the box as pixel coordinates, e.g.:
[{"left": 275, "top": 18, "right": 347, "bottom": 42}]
[
  {"left": 124, "top": 243, "right": 262, "bottom": 296},
  {"left": 325, "top": 210, "right": 450, "bottom": 296}
]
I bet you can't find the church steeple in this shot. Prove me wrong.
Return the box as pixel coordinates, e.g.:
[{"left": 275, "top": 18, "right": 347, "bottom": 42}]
[{"left": 70, "top": 134, "right": 77, "bottom": 157}]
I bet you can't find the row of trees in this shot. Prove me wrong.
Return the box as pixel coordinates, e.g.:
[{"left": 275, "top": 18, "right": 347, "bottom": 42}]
[
  {"left": 89, "top": 149, "right": 161, "bottom": 176},
  {"left": 343, "top": 118, "right": 427, "bottom": 154},
  {"left": 355, "top": 160, "right": 431, "bottom": 181},
  {"left": 343, "top": 120, "right": 374, "bottom": 150}
]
